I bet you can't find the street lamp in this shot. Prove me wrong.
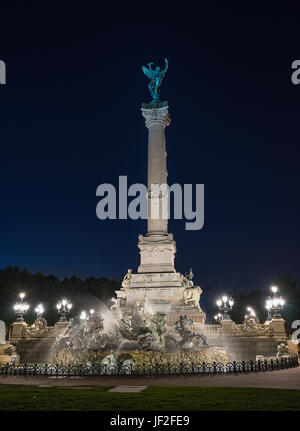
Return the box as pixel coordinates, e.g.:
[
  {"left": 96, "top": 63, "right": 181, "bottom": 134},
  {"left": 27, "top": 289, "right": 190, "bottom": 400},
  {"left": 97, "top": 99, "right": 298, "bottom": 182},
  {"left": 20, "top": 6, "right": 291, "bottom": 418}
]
[
  {"left": 35, "top": 303, "right": 44, "bottom": 318},
  {"left": 245, "top": 306, "right": 256, "bottom": 319},
  {"left": 265, "top": 285, "right": 285, "bottom": 319},
  {"left": 214, "top": 313, "right": 222, "bottom": 323},
  {"left": 271, "top": 285, "right": 278, "bottom": 294},
  {"left": 80, "top": 310, "right": 87, "bottom": 321},
  {"left": 56, "top": 298, "right": 72, "bottom": 321},
  {"left": 13, "top": 292, "right": 29, "bottom": 321},
  {"left": 216, "top": 295, "right": 234, "bottom": 320}
]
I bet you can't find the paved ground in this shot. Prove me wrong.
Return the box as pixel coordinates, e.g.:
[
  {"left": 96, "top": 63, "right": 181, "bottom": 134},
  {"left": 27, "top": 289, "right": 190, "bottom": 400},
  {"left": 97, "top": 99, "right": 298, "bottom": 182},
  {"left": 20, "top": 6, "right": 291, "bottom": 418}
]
[
  {"left": 108, "top": 385, "right": 148, "bottom": 392},
  {"left": 0, "top": 366, "right": 300, "bottom": 390}
]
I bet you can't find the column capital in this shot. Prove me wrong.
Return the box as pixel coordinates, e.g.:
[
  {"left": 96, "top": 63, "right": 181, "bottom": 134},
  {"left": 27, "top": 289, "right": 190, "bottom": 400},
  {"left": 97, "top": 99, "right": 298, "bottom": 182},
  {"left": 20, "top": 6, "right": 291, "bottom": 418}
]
[{"left": 141, "top": 105, "right": 171, "bottom": 129}]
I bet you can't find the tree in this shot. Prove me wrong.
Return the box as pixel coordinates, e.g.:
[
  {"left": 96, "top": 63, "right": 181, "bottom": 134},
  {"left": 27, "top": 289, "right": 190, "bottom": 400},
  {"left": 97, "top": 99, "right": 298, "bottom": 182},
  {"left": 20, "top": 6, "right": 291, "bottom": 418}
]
[{"left": 0, "top": 266, "right": 121, "bottom": 329}]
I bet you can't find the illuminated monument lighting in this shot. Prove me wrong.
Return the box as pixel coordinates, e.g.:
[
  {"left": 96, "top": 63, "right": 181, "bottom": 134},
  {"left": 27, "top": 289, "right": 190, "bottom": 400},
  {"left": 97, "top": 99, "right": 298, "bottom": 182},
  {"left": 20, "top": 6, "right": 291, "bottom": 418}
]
[{"left": 112, "top": 59, "right": 205, "bottom": 327}]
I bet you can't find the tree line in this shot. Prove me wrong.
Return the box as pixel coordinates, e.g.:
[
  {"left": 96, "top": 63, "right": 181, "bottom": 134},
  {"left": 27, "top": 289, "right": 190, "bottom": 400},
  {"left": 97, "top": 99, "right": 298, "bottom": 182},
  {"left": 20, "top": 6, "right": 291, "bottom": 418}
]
[
  {"left": 0, "top": 266, "right": 121, "bottom": 329},
  {"left": 0, "top": 267, "right": 299, "bottom": 336}
]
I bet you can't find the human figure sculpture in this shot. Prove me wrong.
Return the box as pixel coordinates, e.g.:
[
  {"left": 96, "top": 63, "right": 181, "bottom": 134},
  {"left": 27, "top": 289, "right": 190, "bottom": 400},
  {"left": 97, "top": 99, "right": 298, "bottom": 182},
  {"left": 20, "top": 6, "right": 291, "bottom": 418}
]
[
  {"left": 185, "top": 268, "right": 194, "bottom": 281},
  {"left": 111, "top": 297, "right": 120, "bottom": 310},
  {"left": 142, "top": 58, "right": 169, "bottom": 103},
  {"left": 183, "top": 286, "right": 201, "bottom": 308},
  {"left": 277, "top": 341, "right": 289, "bottom": 357},
  {"left": 121, "top": 269, "right": 132, "bottom": 289}
]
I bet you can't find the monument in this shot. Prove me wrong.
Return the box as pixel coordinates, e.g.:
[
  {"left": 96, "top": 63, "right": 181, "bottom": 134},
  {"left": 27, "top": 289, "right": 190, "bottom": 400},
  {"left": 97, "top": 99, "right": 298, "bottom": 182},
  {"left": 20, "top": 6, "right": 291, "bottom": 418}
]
[
  {"left": 1, "top": 61, "right": 293, "bottom": 368},
  {"left": 113, "top": 59, "right": 205, "bottom": 328}
]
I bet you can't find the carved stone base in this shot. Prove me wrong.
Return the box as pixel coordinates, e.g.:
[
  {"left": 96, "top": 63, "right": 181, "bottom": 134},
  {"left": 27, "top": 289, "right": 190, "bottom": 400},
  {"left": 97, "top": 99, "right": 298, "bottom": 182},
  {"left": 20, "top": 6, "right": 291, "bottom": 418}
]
[
  {"left": 114, "top": 270, "right": 206, "bottom": 327},
  {"left": 114, "top": 226, "right": 205, "bottom": 327},
  {"left": 137, "top": 233, "right": 176, "bottom": 273}
]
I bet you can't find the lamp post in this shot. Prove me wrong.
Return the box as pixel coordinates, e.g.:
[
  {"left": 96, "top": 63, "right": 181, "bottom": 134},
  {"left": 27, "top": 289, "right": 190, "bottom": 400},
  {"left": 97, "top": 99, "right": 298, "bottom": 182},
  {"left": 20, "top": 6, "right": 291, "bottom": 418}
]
[
  {"left": 80, "top": 310, "right": 87, "bottom": 321},
  {"left": 265, "top": 299, "right": 273, "bottom": 321},
  {"left": 265, "top": 285, "right": 285, "bottom": 319},
  {"left": 56, "top": 299, "right": 72, "bottom": 321},
  {"left": 13, "top": 292, "right": 29, "bottom": 321},
  {"left": 35, "top": 303, "right": 44, "bottom": 318},
  {"left": 216, "top": 295, "right": 234, "bottom": 320},
  {"left": 214, "top": 313, "right": 222, "bottom": 323}
]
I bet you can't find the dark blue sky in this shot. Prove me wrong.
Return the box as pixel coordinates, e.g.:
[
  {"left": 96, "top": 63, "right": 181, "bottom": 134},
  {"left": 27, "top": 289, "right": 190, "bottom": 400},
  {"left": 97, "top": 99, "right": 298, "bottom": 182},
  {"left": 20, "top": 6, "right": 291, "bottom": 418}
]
[{"left": 1, "top": 4, "right": 299, "bottom": 304}]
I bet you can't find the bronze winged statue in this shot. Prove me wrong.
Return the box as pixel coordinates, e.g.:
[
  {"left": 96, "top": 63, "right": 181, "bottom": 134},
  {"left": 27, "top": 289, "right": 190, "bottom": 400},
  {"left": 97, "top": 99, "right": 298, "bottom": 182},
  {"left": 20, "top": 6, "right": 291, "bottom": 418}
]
[{"left": 142, "top": 58, "right": 168, "bottom": 103}]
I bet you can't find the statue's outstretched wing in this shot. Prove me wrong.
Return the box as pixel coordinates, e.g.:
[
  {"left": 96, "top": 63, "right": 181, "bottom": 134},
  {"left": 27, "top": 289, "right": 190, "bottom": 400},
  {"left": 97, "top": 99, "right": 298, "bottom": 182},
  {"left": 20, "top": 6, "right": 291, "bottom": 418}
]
[{"left": 142, "top": 66, "right": 153, "bottom": 80}]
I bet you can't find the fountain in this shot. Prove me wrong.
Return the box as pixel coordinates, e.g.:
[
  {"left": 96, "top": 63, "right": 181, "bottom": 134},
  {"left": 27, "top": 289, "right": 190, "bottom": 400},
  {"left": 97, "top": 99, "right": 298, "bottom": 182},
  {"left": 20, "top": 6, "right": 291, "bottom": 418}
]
[{"left": 50, "top": 305, "right": 228, "bottom": 368}]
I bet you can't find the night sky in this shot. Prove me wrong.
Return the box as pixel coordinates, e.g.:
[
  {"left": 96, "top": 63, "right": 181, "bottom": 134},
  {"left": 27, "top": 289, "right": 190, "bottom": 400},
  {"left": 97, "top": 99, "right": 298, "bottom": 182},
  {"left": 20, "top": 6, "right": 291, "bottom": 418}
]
[{"left": 1, "top": 4, "right": 300, "bottom": 307}]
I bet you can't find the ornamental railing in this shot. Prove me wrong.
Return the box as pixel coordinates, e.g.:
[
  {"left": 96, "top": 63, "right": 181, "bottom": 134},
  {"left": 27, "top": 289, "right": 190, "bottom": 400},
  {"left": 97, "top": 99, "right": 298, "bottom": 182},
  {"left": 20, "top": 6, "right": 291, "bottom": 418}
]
[{"left": 0, "top": 355, "right": 298, "bottom": 377}]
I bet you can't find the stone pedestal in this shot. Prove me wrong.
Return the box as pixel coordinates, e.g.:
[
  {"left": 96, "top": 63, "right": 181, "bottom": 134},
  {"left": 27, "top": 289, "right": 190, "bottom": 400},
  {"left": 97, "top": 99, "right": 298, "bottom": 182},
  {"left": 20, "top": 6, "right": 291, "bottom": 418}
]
[
  {"left": 137, "top": 233, "right": 176, "bottom": 274},
  {"left": 220, "top": 318, "right": 234, "bottom": 335},
  {"left": 142, "top": 104, "right": 170, "bottom": 237},
  {"left": 9, "top": 321, "right": 27, "bottom": 342},
  {"left": 269, "top": 318, "right": 287, "bottom": 340}
]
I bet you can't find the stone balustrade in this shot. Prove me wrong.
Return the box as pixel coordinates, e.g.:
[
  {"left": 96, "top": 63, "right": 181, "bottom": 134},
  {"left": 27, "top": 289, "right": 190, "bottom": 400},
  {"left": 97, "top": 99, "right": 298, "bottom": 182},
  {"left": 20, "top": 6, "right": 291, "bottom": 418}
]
[
  {"left": 3, "top": 315, "right": 294, "bottom": 364},
  {"left": 188, "top": 324, "right": 221, "bottom": 334}
]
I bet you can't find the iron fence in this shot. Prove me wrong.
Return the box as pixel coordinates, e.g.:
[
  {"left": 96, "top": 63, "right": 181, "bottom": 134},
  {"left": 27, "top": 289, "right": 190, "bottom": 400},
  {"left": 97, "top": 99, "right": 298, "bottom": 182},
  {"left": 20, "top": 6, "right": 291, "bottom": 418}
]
[{"left": 0, "top": 355, "right": 298, "bottom": 377}]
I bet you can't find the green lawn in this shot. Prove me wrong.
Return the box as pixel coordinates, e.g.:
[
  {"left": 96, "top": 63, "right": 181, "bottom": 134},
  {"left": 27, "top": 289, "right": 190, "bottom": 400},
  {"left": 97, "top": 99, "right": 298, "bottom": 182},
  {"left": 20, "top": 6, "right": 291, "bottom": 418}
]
[{"left": 0, "top": 385, "right": 300, "bottom": 411}]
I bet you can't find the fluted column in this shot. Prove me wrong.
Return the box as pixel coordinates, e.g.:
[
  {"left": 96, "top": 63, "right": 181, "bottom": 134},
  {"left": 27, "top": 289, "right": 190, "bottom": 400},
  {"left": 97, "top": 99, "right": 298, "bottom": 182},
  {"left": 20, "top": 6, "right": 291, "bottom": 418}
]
[{"left": 141, "top": 105, "right": 171, "bottom": 236}]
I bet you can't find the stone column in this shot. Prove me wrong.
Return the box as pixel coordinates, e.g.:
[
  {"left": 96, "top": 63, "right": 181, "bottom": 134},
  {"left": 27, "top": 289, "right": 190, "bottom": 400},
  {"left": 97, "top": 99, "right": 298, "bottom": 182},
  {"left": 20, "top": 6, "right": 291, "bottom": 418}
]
[
  {"left": 137, "top": 104, "right": 176, "bottom": 274},
  {"left": 141, "top": 105, "right": 171, "bottom": 236}
]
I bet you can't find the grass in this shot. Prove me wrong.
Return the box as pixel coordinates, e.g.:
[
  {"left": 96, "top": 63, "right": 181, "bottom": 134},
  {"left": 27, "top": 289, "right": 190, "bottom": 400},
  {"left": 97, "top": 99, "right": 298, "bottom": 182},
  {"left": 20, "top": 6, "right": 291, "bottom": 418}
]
[{"left": 0, "top": 385, "right": 300, "bottom": 411}]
